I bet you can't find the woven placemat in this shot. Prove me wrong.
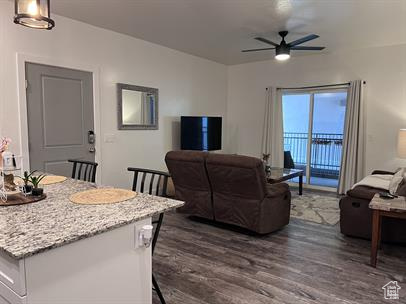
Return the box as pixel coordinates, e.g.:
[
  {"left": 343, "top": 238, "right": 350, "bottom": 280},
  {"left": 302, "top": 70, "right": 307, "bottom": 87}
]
[
  {"left": 40, "top": 175, "right": 67, "bottom": 185},
  {"left": 69, "top": 188, "right": 137, "bottom": 205}
]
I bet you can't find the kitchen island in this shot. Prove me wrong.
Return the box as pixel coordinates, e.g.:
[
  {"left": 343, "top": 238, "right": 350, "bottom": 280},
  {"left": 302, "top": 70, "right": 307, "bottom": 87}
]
[{"left": 0, "top": 177, "right": 183, "bottom": 304}]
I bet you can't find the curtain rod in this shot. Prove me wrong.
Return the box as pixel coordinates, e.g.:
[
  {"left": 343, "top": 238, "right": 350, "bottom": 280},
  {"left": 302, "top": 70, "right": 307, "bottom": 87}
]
[{"left": 266, "top": 81, "right": 366, "bottom": 91}]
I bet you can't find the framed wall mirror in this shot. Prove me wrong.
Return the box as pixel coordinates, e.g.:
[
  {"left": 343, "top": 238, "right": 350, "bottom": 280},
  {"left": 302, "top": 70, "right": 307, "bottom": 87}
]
[{"left": 117, "top": 83, "right": 158, "bottom": 130}]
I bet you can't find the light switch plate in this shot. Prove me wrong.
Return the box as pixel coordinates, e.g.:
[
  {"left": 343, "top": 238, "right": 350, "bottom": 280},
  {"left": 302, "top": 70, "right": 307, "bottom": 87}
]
[{"left": 104, "top": 133, "right": 116, "bottom": 143}]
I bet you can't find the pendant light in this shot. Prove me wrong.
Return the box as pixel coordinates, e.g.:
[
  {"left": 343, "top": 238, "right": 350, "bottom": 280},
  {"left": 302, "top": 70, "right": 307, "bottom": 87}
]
[{"left": 14, "top": 0, "right": 55, "bottom": 30}]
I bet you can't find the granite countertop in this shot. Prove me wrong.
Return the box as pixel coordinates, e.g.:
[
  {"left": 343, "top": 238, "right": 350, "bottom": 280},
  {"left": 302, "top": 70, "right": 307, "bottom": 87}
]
[
  {"left": 369, "top": 193, "right": 406, "bottom": 212},
  {"left": 0, "top": 178, "right": 184, "bottom": 260}
]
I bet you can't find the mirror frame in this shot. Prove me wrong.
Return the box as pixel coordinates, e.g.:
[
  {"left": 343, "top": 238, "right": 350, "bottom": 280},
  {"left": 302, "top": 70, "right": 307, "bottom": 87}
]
[{"left": 117, "top": 83, "right": 159, "bottom": 130}]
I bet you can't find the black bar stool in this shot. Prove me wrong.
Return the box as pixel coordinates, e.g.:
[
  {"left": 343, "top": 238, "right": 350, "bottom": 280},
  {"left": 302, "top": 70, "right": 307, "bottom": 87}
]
[
  {"left": 68, "top": 159, "right": 98, "bottom": 183},
  {"left": 127, "top": 167, "right": 170, "bottom": 304}
]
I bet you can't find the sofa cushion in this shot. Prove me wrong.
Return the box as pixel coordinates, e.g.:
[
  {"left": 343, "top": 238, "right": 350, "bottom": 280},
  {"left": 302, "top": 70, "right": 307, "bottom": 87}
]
[
  {"left": 206, "top": 153, "right": 274, "bottom": 232},
  {"left": 206, "top": 153, "right": 267, "bottom": 199},
  {"left": 346, "top": 185, "right": 383, "bottom": 200},
  {"left": 165, "top": 150, "right": 213, "bottom": 219}
]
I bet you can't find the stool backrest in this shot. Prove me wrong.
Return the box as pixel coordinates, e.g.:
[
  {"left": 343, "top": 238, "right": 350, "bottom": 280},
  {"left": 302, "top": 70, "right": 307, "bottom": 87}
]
[
  {"left": 127, "top": 167, "right": 170, "bottom": 197},
  {"left": 68, "top": 159, "right": 98, "bottom": 183}
]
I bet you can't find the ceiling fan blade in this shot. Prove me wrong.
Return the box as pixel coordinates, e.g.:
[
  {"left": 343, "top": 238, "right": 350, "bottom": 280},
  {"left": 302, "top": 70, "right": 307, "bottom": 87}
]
[
  {"left": 241, "top": 47, "right": 275, "bottom": 53},
  {"left": 255, "top": 37, "right": 279, "bottom": 47},
  {"left": 290, "top": 46, "right": 325, "bottom": 50},
  {"left": 288, "top": 34, "right": 319, "bottom": 46}
]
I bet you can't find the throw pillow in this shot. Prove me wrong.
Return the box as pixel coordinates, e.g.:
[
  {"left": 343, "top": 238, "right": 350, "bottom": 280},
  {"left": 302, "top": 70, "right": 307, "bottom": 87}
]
[
  {"left": 388, "top": 168, "right": 406, "bottom": 195},
  {"left": 396, "top": 178, "right": 406, "bottom": 196}
]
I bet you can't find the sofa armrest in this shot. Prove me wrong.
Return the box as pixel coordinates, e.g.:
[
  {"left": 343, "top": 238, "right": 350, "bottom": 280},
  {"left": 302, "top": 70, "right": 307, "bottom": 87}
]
[
  {"left": 347, "top": 185, "right": 384, "bottom": 200},
  {"left": 371, "top": 170, "right": 395, "bottom": 175},
  {"left": 266, "top": 182, "right": 290, "bottom": 198},
  {"left": 259, "top": 185, "right": 291, "bottom": 234}
]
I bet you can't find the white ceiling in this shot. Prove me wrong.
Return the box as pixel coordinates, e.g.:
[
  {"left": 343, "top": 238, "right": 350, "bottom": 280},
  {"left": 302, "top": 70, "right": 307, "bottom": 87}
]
[{"left": 51, "top": 0, "right": 406, "bottom": 65}]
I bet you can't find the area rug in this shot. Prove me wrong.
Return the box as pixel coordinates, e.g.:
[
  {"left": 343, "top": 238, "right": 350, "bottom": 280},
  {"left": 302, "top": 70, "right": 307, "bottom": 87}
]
[{"left": 290, "top": 190, "right": 341, "bottom": 225}]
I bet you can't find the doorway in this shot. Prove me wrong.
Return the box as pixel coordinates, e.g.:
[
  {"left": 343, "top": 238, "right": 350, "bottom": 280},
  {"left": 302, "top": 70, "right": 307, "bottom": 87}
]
[
  {"left": 282, "top": 89, "right": 347, "bottom": 189},
  {"left": 25, "top": 62, "right": 95, "bottom": 177}
]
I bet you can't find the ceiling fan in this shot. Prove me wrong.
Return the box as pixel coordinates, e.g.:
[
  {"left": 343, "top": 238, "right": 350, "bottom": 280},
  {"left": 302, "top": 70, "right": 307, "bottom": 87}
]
[{"left": 242, "top": 31, "right": 325, "bottom": 61}]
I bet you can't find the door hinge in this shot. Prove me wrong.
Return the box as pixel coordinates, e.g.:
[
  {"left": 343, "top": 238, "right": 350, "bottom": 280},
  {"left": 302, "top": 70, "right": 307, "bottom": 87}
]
[{"left": 25, "top": 80, "right": 29, "bottom": 90}]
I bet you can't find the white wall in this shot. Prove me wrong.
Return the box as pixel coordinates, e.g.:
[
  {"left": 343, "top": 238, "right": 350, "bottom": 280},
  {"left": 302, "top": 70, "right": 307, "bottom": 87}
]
[
  {"left": 226, "top": 44, "right": 406, "bottom": 175},
  {"left": 0, "top": 1, "right": 227, "bottom": 187}
]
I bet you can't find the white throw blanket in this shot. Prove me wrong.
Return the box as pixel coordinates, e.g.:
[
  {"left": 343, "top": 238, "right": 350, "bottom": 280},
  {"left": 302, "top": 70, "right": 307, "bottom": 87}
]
[{"left": 351, "top": 174, "right": 393, "bottom": 190}]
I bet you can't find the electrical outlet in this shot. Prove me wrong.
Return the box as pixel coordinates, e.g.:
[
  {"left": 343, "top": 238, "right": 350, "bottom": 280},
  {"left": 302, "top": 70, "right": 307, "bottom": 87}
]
[{"left": 134, "top": 225, "right": 153, "bottom": 249}]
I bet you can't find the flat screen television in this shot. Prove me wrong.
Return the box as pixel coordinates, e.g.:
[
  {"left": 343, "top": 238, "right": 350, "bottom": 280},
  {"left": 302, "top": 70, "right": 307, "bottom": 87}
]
[{"left": 181, "top": 116, "right": 222, "bottom": 151}]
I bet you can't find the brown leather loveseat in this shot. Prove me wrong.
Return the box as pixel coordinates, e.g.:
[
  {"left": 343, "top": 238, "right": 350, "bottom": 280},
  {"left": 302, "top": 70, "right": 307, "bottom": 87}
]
[
  {"left": 339, "top": 170, "right": 406, "bottom": 243},
  {"left": 165, "top": 151, "right": 291, "bottom": 234}
]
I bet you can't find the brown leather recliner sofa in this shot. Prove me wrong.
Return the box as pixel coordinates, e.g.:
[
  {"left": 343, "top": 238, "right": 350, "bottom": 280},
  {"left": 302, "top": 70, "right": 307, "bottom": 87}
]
[
  {"left": 339, "top": 170, "right": 406, "bottom": 243},
  {"left": 165, "top": 151, "right": 291, "bottom": 234}
]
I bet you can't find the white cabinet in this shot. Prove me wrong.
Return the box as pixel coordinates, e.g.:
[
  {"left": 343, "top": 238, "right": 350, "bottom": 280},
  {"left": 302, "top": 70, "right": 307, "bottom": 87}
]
[
  {"left": 0, "top": 252, "right": 26, "bottom": 296},
  {"left": 0, "top": 295, "right": 10, "bottom": 304},
  {"left": 0, "top": 281, "right": 25, "bottom": 304},
  {"left": 0, "top": 218, "right": 152, "bottom": 304}
]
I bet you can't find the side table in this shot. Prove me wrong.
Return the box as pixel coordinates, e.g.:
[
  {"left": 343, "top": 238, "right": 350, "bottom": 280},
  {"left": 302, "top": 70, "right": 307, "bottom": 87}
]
[{"left": 369, "top": 194, "right": 406, "bottom": 267}]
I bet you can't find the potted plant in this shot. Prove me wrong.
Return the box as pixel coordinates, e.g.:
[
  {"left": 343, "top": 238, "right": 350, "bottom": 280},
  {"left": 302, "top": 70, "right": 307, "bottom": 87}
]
[
  {"left": 29, "top": 174, "right": 46, "bottom": 196},
  {"left": 18, "top": 170, "right": 36, "bottom": 194}
]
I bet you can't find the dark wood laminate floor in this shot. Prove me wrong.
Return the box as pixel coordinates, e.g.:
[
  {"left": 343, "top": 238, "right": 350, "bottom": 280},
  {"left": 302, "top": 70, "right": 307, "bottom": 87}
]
[{"left": 152, "top": 212, "right": 406, "bottom": 304}]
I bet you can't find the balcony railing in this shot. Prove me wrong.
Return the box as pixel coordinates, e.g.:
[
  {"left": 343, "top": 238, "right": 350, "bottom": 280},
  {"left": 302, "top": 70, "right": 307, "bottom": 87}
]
[{"left": 284, "top": 132, "right": 343, "bottom": 179}]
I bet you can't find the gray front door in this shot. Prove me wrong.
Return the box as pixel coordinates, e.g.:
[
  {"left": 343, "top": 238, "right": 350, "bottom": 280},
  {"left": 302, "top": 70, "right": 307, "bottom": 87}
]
[{"left": 25, "top": 63, "right": 95, "bottom": 177}]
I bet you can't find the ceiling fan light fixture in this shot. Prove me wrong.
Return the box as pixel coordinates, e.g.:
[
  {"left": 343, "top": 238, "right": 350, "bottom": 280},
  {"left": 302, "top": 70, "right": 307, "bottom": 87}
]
[
  {"left": 242, "top": 31, "right": 324, "bottom": 59},
  {"left": 14, "top": 0, "right": 55, "bottom": 30},
  {"left": 275, "top": 45, "right": 290, "bottom": 61},
  {"left": 275, "top": 53, "right": 290, "bottom": 61}
]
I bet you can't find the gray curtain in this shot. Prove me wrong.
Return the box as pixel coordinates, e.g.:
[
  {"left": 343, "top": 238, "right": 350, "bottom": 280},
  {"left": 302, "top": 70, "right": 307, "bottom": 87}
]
[
  {"left": 261, "top": 87, "right": 284, "bottom": 167},
  {"left": 338, "top": 80, "right": 365, "bottom": 194}
]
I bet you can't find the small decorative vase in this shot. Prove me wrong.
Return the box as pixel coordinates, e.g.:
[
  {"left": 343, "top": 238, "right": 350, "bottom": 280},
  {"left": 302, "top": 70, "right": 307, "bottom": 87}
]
[
  {"left": 23, "top": 184, "right": 33, "bottom": 194},
  {"left": 31, "top": 188, "right": 43, "bottom": 196},
  {"left": 262, "top": 153, "right": 271, "bottom": 173},
  {"left": 265, "top": 164, "right": 271, "bottom": 174}
]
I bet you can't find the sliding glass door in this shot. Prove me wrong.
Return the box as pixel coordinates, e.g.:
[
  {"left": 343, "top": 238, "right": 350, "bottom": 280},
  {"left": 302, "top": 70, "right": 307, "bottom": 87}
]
[
  {"left": 282, "top": 89, "right": 347, "bottom": 189},
  {"left": 282, "top": 94, "right": 310, "bottom": 183}
]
